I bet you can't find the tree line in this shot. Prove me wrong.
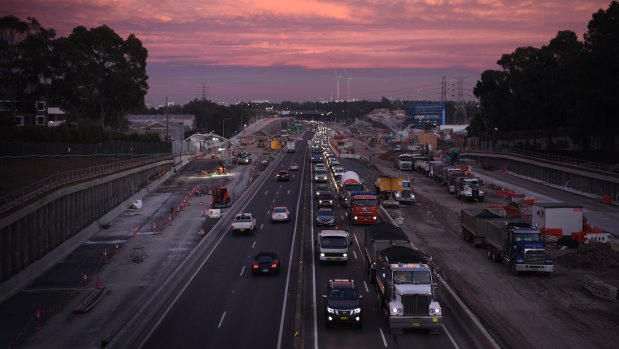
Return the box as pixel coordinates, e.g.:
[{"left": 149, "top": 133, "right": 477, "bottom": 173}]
[
  {"left": 0, "top": 16, "right": 148, "bottom": 129},
  {"left": 469, "top": 1, "right": 619, "bottom": 151}
]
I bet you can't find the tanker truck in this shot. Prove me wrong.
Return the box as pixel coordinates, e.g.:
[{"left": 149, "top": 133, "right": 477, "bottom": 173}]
[{"left": 339, "top": 171, "right": 365, "bottom": 207}]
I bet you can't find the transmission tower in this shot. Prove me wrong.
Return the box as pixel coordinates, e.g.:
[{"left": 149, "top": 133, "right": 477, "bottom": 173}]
[
  {"left": 453, "top": 77, "right": 467, "bottom": 124},
  {"left": 440, "top": 76, "right": 447, "bottom": 103},
  {"left": 201, "top": 83, "right": 207, "bottom": 101}
]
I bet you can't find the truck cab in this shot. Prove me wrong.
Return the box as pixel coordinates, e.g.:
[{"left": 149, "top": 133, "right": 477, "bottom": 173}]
[
  {"left": 316, "top": 230, "right": 352, "bottom": 262},
  {"left": 347, "top": 192, "right": 379, "bottom": 224}
]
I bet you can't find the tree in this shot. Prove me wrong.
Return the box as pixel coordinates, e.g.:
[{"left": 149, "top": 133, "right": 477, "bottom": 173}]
[
  {"left": 0, "top": 16, "right": 55, "bottom": 125},
  {"left": 53, "top": 25, "right": 148, "bottom": 128}
]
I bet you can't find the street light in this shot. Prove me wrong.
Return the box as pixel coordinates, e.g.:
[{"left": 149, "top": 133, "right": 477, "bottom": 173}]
[{"left": 222, "top": 118, "right": 231, "bottom": 139}]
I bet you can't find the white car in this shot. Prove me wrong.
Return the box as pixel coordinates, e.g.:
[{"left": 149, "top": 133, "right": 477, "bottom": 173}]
[
  {"left": 271, "top": 206, "right": 290, "bottom": 223},
  {"left": 289, "top": 162, "right": 299, "bottom": 171},
  {"left": 314, "top": 163, "right": 326, "bottom": 171}
]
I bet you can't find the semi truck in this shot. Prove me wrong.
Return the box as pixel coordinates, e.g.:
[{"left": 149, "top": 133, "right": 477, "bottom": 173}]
[
  {"left": 339, "top": 171, "right": 365, "bottom": 207},
  {"left": 455, "top": 177, "right": 485, "bottom": 202},
  {"left": 374, "top": 176, "right": 415, "bottom": 204},
  {"left": 316, "top": 229, "right": 353, "bottom": 263},
  {"left": 460, "top": 208, "right": 504, "bottom": 246},
  {"left": 446, "top": 172, "right": 466, "bottom": 194},
  {"left": 365, "top": 224, "right": 442, "bottom": 333},
  {"left": 485, "top": 220, "right": 553, "bottom": 275},
  {"left": 364, "top": 223, "right": 410, "bottom": 281},
  {"left": 286, "top": 141, "right": 296, "bottom": 153},
  {"left": 347, "top": 192, "right": 379, "bottom": 224}
]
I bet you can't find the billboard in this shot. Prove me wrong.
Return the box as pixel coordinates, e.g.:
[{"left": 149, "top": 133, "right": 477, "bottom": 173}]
[{"left": 405, "top": 102, "right": 445, "bottom": 128}]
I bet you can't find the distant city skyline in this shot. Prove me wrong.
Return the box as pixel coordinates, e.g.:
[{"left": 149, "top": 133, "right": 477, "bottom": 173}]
[{"left": 2, "top": 0, "right": 611, "bottom": 105}]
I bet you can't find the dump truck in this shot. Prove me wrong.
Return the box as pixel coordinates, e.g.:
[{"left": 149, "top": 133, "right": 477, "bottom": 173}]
[
  {"left": 374, "top": 244, "right": 443, "bottom": 333},
  {"left": 364, "top": 223, "right": 410, "bottom": 281},
  {"left": 374, "top": 176, "right": 415, "bottom": 204},
  {"left": 394, "top": 153, "right": 415, "bottom": 170},
  {"left": 347, "top": 192, "right": 379, "bottom": 225},
  {"left": 339, "top": 171, "right": 365, "bottom": 207},
  {"left": 460, "top": 208, "right": 504, "bottom": 246},
  {"left": 446, "top": 172, "right": 466, "bottom": 194},
  {"left": 455, "top": 177, "right": 485, "bottom": 202},
  {"left": 485, "top": 221, "right": 553, "bottom": 275}
]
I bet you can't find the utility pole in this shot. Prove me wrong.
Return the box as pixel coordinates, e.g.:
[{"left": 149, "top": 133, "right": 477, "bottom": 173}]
[
  {"left": 202, "top": 83, "right": 207, "bottom": 101},
  {"left": 453, "top": 77, "right": 467, "bottom": 124},
  {"left": 165, "top": 96, "right": 169, "bottom": 141},
  {"left": 441, "top": 76, "right": 447, "bottom": 103}
]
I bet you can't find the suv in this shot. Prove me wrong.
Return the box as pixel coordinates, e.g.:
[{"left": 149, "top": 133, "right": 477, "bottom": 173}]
[{"left": 322, "top": 279, "right": 363, "bottom": 328}]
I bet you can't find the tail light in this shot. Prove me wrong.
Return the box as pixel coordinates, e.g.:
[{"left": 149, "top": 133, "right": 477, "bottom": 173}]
[
  {"left": 253, "top": 264, "right": 259, "bottom": 269},
  {"left": 271, "top": 263, "right": 277, "bottom": 268}
]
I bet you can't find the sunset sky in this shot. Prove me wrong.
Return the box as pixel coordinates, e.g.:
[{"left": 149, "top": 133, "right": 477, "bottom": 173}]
[{"left": 1, "top": 0, "right": 612, "bottom": 106}]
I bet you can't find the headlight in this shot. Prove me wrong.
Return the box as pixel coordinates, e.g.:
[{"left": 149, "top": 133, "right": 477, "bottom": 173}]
[
  {"left": 343, "top": 253, "right": 348, "bottom": 257},
  {"left": 372, "top": 216, "right": 377, "bottom": 220},
  {"left": 327, "top": 307, "right": 335, "bottom": 314},
  {"left": 430, "top": 307, "right": 442, "bottom": 316},
  {"left": 390, "top": 307, "right": 403, "bottom": 315},
  {"left": 320, "top": 253, "right": 325, "bottom": 257},
  {"left": 352, "top": 307, "right": 361, "bottom": 314}
]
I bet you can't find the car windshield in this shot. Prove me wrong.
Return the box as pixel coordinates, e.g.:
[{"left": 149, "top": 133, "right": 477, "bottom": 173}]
[
  {"left": 320, "top": 236, "right": 347, "bottom": 248},
  {"left": 399, "top": 155, "right": 414, "bottom": 161},
  {"left": 353, "top": 199, "right": 378, "bottom": 206},
  {"left": 316, "top": 170, "right": 327, "bottom": 175},
  {"left": 514, "top": 233, "right": 540, "bottom": 242},
  {"left": 393, "top": 271, "right": 431, "bottom": 285},
  {"left": 330, "top": 287, "right": 358, "bottom": 300},
  {"left": 273, "top": 208, "right": 287, "bottom": 213},
  {"left": 318, "top": 209, "right": 333, "bottom": 216},
  {"left": 256, "top": 255, "right": 275, "bottom": 262},
  {"left": 319, "top": 193, "right": 334, "bottom": 199}
]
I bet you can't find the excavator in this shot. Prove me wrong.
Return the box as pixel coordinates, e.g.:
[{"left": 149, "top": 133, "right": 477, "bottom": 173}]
[{"left": 211, "top": 185, "right": 231, "bottom": 208}]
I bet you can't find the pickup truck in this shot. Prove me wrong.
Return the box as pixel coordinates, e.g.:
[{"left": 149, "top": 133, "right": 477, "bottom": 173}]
[{"left": 231, "top": 213, "right": 256, "bottom": 234}]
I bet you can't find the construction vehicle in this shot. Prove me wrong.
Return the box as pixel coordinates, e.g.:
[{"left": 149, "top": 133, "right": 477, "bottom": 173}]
[
  {"left": 371, "top": 229, "right": 442, "bottom": 333},
  {"left": 364, "top": 223, "right": 411, "bottom": 282},
  {"left": 460, "top": 208, "right": 504, "bottom": 246},
  {"left": 455, "top": 177, "right": 485, "bottom": 202},
  {"left": 444, "top": 168, "right": 464, "bottom": 192},
  {"left": 485, "top": 221, "right": 553, "bottom": 275},
  {"left": 237, "top": 151, "right": 251, "bottom": 164},
  {"left": 270, "top": 138, "right": 282, "bottom": 149},
  {"left": 394, "top": 153, "right": 414, "bottom": 170},
  {"left": 374, "top": 176, "right": 415, "bottom": 204},
  {"left": 316, "top": 229, "right": 353, "bottom": 263},
  {"left": 346, "top": 192, "right": 379, "bottom": 225},
  {"left": 339, "top": 171, "right": 365, "bottom": 207},
  {"left": 285, "top": 141, "right": 296, "bottom": 153},
  {"left": 211, "top": 185, "right": 231, "bottom": 208}
]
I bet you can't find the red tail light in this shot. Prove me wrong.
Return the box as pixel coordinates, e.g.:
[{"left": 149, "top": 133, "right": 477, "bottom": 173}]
[
  {"left": 271, "top": 263, "right": 277, "bottom": 268},
  {"left": 253, "top": 264, "right": 259, "bottom": 269}
]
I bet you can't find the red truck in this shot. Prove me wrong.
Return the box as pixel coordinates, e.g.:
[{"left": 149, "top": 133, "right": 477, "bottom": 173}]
[{"left": 347, "top": 192, "right": 379, "bottom": 225}]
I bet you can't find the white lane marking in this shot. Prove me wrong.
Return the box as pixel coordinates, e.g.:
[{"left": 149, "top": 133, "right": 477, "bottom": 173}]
[
  {"left": 136, "top": 149, "right": 286, "bottom": 348},
  {"left": 218, "top": 311, "right": 227, "bottom": 328},
  {"left": 341, "top": 215, "right": 345, "bottom": 220},
  {"left": 442, "top": 324, "right": 460, "bottom": 349},
  {"left": 363, "top": 281, "right": 369, "bottom": 293},
  {"left": 353, "top": 250, "right": 358, "bottom": 260},
  {"left": 240, "top": 266, "right": 246, "bottom": 276},
  {"left": 287, "top": 190, "right": 291, "bottom": 195},
  {"left": 260, "top": 223, "right": 264, "bottom": 230},
  {"left": 379, "top": 327, "right": 388, "bottom": 347},
  {"left": 252, "top": 241, "right": 256, "bottom": 249},
  {"left": 277, "top": 146, "right": 308, "bottom": 349},
  {"left": 264, "top": 190, "right": 269, "bottom": 196}
]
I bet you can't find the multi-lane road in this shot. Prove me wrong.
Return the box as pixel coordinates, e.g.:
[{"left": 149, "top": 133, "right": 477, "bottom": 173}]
[{"left": 139, "top": 131, "right": 470, "bottom": 349}]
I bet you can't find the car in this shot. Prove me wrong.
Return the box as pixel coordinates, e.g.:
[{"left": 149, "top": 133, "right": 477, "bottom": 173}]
[
  {"left": 289, "top": 162, "right": 299, "bottom": 171},
  {"left": 251, "top": 252, "right": 280, "bottom": 275},
  {"left": 317, "top": 192, "right": 335, "bottom": 207},
  {"left": 276, "top": 170, "right": 290, "bottom": 181},
  {"left": 328, "top": 159, "right": 340, "bottom": 169},
  {"left": 271, "top": 206, "right": 290, "bottom": 222},
  {"left": 332, "top": 166, "right": 344, "bottom": 177},
  {"left": 314, "top": 169, "right": 328, "bottom": 182},
  {"left": 315, "top": 184, "right": 330, "bottom": 198},
  {"left": 316, "top": 208, "right": 336, "bottom": 226},
  {"left": 322, "top": 279, "right": 363, "bottom": 328}
]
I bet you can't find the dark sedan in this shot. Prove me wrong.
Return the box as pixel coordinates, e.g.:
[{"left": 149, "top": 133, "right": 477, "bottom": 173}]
[
  {"left": 276, "top": 170, "right": 290, "bottom": 181},
  {"left": 317, "top": 192, "right": 335, "bottom": 208},
  {"left": 251, "top": 252, "right": 280, "bottom": 275}
]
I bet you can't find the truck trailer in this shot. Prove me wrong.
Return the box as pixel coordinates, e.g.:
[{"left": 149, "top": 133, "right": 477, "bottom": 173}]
[{"left": 460, "top": 208, "right": 503, "bottom": 246}]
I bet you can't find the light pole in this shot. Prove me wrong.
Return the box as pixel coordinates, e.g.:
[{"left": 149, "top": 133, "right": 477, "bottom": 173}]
[{"left": 222, "top": 118, "right": 231, "bottom": 139}]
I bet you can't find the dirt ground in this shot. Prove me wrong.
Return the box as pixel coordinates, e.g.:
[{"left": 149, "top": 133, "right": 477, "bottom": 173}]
[{"left": 344, "top": 126, "right": 619, "bottom": 349}]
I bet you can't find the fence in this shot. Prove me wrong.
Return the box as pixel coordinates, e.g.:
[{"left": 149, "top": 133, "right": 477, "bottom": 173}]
[{"left": 0, "top": 140, "right": 171, "bottom": 157}]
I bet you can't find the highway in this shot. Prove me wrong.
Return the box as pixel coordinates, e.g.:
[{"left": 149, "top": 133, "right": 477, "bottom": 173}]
[{"left": 139, "top": 130, "right": 471, "bottom": 349}]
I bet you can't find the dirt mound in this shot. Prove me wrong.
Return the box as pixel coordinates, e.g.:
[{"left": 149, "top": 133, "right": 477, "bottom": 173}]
[
  {"left": 378, "top": 150, "right": 395, "bottom": 161},
  {"left": 555, "top": 242, "right": 619, "bottom": 270}
]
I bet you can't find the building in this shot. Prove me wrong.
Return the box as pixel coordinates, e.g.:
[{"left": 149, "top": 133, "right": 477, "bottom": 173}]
[
  {"left": 127, "top": 114, "right": 196, "bottom": 141},
  {"left": 404, "top": 102, "right": 445, "bottom": 129}
]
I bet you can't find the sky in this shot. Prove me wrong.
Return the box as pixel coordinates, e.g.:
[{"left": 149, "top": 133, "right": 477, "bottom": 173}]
[{"left": 1, "top": 0, "right": 612, "bottom": 106}]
